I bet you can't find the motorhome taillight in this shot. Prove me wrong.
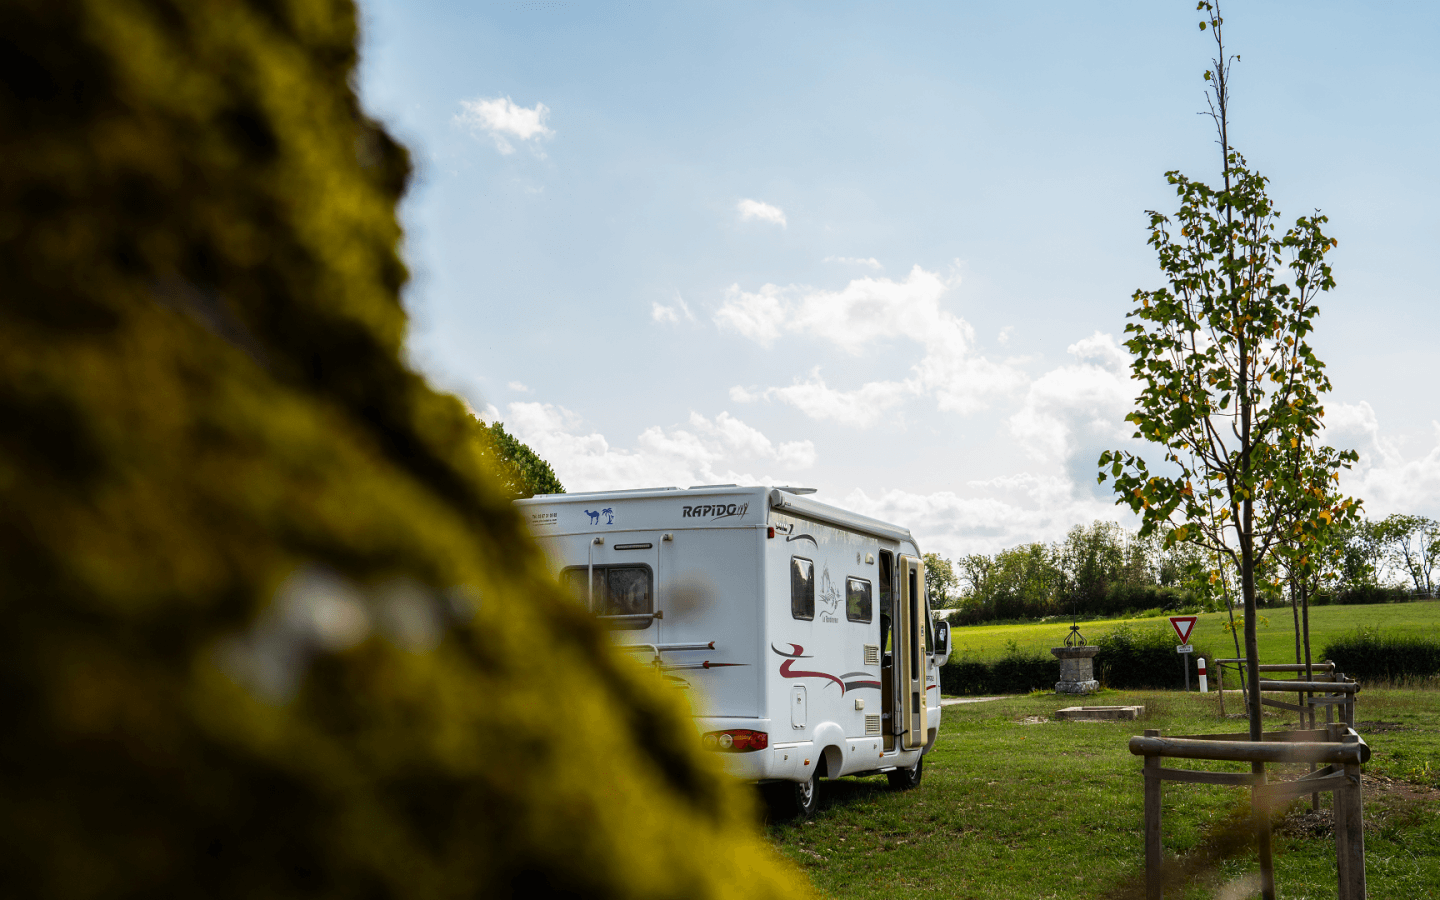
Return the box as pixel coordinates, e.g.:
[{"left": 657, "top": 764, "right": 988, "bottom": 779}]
[
  {"left": 767, "top": 526, "right": 775, "bottom": 539},
  {"left": 701, "top": 729, "right": 769, "bottom": 752}
]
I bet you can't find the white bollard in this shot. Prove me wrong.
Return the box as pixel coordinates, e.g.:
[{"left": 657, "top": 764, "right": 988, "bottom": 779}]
[{"left": 1197, "top": 657, "right": 1208, "bottom": 693}]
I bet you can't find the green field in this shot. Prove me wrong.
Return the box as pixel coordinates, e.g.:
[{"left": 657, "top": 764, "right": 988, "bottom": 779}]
[
  {"left": 765, "top": 687, "right": 1440, "bottom": 899},
  {"left": 946, "top": 600, "right": 1440, "bottom": 667}
]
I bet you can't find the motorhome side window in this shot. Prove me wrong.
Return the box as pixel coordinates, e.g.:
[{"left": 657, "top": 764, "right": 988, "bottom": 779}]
[
  {"left": 560, "top": 565, "right": 653, "bottom": 623},
  {"left": 845, "top": 577, "right": 871, "bottom": 623},
  {"left": 790, "top": 556, "right": 814, "bottom": 620}
]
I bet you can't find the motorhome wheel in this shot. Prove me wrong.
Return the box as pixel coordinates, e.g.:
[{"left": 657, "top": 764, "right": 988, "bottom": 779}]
[
  {"left": 792, "top": 771, "right": 820, "bottom": 817},
  {"left": 886, "top": 756, "right": 923, "bottom": 791},
  {"left": 765, "top": 771, "right": 820, "bottom": 820}
]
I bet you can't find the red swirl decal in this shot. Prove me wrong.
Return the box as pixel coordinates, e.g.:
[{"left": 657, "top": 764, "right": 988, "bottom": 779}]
[
  {"left": 770, "top": 642, "right": 811, "bottom": 659},
  {"left": 779, "top": 658, "right": 845, "bottom": 692}
]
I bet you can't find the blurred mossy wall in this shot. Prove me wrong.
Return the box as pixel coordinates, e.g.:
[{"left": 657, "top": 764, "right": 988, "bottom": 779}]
[{"left": 0, "top": 1, "right": 810, "bottom": 897}]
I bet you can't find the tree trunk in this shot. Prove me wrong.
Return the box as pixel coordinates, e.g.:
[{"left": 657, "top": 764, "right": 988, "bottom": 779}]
[
  {"left": 1242, "top": 518, "right": 1262, "bottom": 742},
  {"left": 1290, "top": 574, "right": 1302, "bottom": 666},
  {"left": 1301, "top": 574, "right": 1314, "bottom": 726}
]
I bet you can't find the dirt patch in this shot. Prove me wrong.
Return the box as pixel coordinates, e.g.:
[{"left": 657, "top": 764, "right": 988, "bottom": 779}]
[
  {"left": 1276, "top": 771, "right": 1438, "bottom": 840},
  {"left": 1363, "top": 770, "right": 1438, "bottom": 804},
  {"left": 1354, "top": 720, "right": 1410, "bottom": 734},
  {"left": 1019, "top": 715, "right": 1049, "bottom": 725},
  {"left": 1278, "top": 808, "right": 1333, "bottom": 838}
]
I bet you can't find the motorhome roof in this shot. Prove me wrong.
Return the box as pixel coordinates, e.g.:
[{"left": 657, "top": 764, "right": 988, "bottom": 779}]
[{"left": 515, "top": 485, "right": 917, "bottom": 547}]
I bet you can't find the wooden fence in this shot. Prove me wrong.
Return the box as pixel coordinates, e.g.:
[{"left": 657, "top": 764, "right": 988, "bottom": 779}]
[
  {"left": 1129, "top": 724, "right": 1368, "bottom": 900},
  {"left": 1214, "top": 660, "right": 1358, "bottom": 729}
]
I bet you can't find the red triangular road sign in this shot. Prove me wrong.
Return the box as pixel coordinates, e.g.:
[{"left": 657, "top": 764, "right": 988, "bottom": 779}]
[{"left": 1169, "top": 615, "right": 1197, "bottom": 644}]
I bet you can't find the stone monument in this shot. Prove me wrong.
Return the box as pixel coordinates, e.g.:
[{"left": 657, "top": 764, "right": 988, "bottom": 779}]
[{"left": 1052, "top": 622, "right": 1099, "bottom": 694}]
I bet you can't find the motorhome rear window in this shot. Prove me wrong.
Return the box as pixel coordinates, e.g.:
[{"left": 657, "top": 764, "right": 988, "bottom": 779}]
[
  {"left": 846, "top": 577, "right": 872, "bottom": 623},
  {"left": 790, "top": 556, "right": 814, "bottom": 620},
  {"left": 560, "top": 565, "right": 653, "bottom": 624}
]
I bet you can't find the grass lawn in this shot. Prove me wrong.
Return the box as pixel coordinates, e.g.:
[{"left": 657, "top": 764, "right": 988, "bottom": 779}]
[
  {"left": 946, "top": 599, "right": 1440, "bottom": 666},
  {"left": 764, "top": 687, "right": 1440, "bottom": 899}
]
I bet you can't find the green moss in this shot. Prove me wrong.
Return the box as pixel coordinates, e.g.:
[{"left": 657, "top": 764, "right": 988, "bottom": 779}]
[{"left": 0, "top": 1, "right": 809, "bottom": 896}]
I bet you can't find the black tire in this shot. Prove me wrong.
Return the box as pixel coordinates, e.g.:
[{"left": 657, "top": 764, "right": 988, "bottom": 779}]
[
  {"left": 887, "top": 755, "right": 923, "bottom": 791},
  {"left": 765, "top": 771, "right": 820, "bottom": 820}
]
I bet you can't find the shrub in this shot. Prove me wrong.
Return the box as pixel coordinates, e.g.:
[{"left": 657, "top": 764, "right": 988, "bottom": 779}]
[
  {"left": 1093, "top": 623, "right": 1217, "bottom": 690},
  {"left": 940, "top": 649, "right": 1059, "bottom": 696},
  {"left": 938, "top": 622, "right": 1217, "bottom": 694},
  {"left": 1322, "top": 629, "right": 1440, "bottom": 683}
]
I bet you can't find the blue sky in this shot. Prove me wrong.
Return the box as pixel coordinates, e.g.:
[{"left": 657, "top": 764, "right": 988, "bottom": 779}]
[{"left": 356, "top": 1, "right": 1440, "bottom": 559}]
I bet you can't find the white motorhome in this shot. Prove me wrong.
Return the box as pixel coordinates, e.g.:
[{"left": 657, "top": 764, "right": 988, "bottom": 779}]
[{"left": 516, "top": 484, "right": 952, "bottom": 816}]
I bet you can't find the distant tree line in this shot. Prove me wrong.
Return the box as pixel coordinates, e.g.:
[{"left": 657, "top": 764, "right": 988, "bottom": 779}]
[{"left": 930, "top": 514, "right": 1437, "bottom": 627}]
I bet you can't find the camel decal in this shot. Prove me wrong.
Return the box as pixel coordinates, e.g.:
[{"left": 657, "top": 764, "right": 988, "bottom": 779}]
[{"left": 584, "top": 508, "right": 616, "bottom": 525}]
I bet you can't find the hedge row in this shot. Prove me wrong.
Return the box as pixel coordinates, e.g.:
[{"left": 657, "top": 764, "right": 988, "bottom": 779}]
[
  {"left": 1322, "top": 630, "right": 1440, "bottom": 683},
  {"left": 940, "top": 623, "right": 1218, "bottom": 695},
  {"left": 945, "top": 585, "right": 1192, "bottom": 626},
  {"left": 1314, "top": 585, "right": 1418, "bottom": 606}
]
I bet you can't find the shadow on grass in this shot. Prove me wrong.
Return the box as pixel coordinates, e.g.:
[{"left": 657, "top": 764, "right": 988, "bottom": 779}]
[{"left": 759, "top": 775, "right": 900, "bottom": 828}]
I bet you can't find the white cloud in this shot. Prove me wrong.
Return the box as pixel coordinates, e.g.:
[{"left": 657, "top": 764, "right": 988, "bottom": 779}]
[
  {"left": 1325, "top": 402, "right": 1440, "bottom": 519},
  {"left": 712, "top": 284, "right": 788, "bottom": 345},
  {"left": 651, "top": 295, "right": 695, "bottom": 324},
  {"left": 744, "top": 369, "right": 918, "bottom": 429},
  {"left": 825, "top": 256, "right": 883, "bottom": 269},
  {"left": 1007, "top": 332, "right": 1135, "bottom": 463},
  {"left": 502, "top": 403, "right": 816, "bottom": 492},
  {"left": 508, "top": 381, "right": 533, "bottom": 393},
  {"left": 737, "top": 198, "right": 787, "bottom": 227},
  {"left": 463, "top": 399, "right": 500, "bottom": 423},
  {"left": 455, "top": 96, "right": 554, "bottom": 155},
  {"left": 718, "top": 265, "right": 1024, "bottom": 424},
  {"left": 841, "top": 481, "right": 1132, "bottom": 561}
]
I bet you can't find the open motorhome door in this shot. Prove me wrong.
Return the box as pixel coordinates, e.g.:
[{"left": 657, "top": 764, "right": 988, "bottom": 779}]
[{"left": 896, "top": 555, "right": 927, "bottom": 750}]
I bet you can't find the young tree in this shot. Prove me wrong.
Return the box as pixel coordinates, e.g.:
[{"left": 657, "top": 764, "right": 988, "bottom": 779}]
[{"left": 1096, "top": 2, "right": 1360, "bottom": 745}]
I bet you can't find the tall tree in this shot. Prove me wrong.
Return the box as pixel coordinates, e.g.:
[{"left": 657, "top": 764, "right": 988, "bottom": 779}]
[
  {"left": 484, "top": 420, "right": 565, "bottom": 498},
  {"left": 922, "top": 552, "right": 959, "bottom": 608},
  {"left": 1097, "top": 1, "right": 1359, "bottom": 747},
  {"left": 1373, "top": 513, "right": 1438, "bottom": 596}
]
